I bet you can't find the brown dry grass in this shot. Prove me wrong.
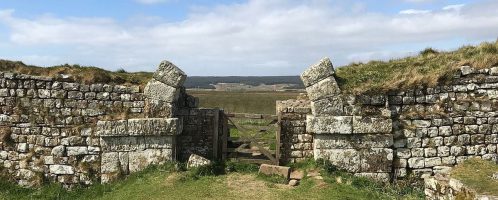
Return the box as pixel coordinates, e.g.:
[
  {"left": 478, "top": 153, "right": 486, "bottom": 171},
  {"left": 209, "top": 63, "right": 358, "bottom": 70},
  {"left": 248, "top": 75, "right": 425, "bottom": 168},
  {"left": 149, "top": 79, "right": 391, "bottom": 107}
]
[{"left": 0, "top": 60, "right": 152, "bottom": 85}]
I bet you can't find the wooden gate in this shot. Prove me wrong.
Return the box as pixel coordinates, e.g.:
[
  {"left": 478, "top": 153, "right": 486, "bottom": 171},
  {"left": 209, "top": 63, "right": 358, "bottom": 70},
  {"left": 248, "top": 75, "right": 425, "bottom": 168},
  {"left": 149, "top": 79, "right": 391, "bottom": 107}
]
[{"left": 223, "top": 113, "right": 280, "bottom": 165}]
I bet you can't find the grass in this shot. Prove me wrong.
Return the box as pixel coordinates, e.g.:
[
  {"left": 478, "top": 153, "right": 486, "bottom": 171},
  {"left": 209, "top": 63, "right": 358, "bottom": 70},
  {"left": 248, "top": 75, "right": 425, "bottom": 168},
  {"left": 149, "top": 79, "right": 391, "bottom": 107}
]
[
  {"left": 335, "top": 40, "right": 498, "bottom": 94},
  {"left": 189, "top": 90, "right": 301, "bottom": 114},
  {"left": 451, "top": 158, "right": 498, "bottom": 196},
  {"left": 0, "top": 160, "right": 424, "bottom": 200},
  {"left": 0, "top": 60, "right": 152, "bottom": 86}
]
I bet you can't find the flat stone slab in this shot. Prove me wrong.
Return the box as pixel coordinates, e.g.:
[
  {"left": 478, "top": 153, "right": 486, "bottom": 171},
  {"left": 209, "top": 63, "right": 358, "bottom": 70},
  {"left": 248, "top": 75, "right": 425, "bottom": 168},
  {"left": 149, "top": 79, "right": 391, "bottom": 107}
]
[
  {"left": 153, "top": 60, "right": 187, "bottom": 88},
  {"left": 259, "top": 164, "right": 290, "bottom": 179},
  {"left": 97, "top": 118, "right": 182, "bottom": 137},
  {"left": 301, "top": 57, "right": 336, "bottom": 87},
  {"left": 306, "top": 115, "right": 352, "bottom": 134}
]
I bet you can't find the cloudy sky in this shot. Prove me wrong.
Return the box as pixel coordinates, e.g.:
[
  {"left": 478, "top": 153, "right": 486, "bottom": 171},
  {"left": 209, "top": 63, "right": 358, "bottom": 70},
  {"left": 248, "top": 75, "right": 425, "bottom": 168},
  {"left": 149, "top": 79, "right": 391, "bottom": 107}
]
[{"left": 0, "top": 0, "right": 497, "bottom": 75}]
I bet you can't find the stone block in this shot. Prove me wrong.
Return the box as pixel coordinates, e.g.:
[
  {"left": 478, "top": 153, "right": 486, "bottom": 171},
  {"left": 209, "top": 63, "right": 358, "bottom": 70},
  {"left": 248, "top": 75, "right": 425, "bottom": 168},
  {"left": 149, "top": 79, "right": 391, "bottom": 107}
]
[
  {"left": 360, "top": 148, "right": 393, "bottom": 172},
  {"left": 187, "top": 154, "right": 211, "bottom": 169},
  {"left": 305, "top": 77, "right": 341, "bottom": 101},
  {"left": 314, "top": 149, "right": 360, "bottom": 173},
  {"left": 144, "top": 100, "right": 175, "bottom": 118},
  {"left": 408, "top": 157, "right": 425, "bottom": 169},
  {"left": 49, "top": 165, "right": 74, "bottom": 175},
  {"left": 97, "top": 118, "right": 182, "bottom": 137},
  {"left": 306, "top": 115, "right": 352, "bottom": 134},
  {"left": 101, "top": 152, "right": 120, "bottom": 174},
  {"left": 153, "top": 60, "right": 187, "bottom": 88},
  {"left": 352, "top": 117, "right": 392, "bottom": 134},
  {"left": 129, "top": 149, "right": 173, "bottom": 173},
  {"left": 144, "top": 79, "right": 180, "bottom": 103},
  {"left": 300, "top": 57, "right": 335, "bottom": 87},
  {"left": 310, "top": 96, "right": 343, "bottom": 116},
  {"left": 259, "top": 164, "right": 291, "bottom": 179},
  {"left": 425, "top": 157, "right": 442, "bottom": 167},
  {"left": 66, "top": 147, "right": 88, "bottom": 156}
]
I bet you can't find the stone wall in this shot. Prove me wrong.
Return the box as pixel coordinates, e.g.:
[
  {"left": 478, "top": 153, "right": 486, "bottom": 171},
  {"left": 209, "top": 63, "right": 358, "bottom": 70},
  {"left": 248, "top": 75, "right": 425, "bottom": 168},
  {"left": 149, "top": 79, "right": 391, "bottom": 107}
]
[
  {"left": 276, "top": 99, "right": 313, "bottom": 164},
  {"left": 391, "top": 66, "right": 498, "bottom": 178},
  {"left": 283, "top": 58, "right": 498, "bottom": 181},
  {"left": 0, "top": 61, "right": 227, "bottom": 187}
]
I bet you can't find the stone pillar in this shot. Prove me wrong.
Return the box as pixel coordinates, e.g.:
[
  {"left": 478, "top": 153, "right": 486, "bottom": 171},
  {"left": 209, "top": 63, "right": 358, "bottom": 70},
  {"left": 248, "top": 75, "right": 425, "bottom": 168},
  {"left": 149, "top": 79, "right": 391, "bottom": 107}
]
[
  {"left": 144, "top": 60, "right": 187, "bottom": 118},
  {"left": 302, "top": 58, "right": 394, "bottom": 182}
]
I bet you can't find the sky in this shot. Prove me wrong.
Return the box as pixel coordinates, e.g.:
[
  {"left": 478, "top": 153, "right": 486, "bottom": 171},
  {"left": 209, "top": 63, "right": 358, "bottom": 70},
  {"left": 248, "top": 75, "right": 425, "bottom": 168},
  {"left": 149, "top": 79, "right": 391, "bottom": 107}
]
[{"left": 0, "top": 0, "right": 497, "bottom": 76}]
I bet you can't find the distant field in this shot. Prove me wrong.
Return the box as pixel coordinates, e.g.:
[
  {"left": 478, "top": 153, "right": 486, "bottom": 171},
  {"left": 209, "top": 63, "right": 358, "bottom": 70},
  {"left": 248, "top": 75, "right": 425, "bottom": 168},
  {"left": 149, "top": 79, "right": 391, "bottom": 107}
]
[{"left": 188, "top": 90, "right": 302, "bottom": 114}]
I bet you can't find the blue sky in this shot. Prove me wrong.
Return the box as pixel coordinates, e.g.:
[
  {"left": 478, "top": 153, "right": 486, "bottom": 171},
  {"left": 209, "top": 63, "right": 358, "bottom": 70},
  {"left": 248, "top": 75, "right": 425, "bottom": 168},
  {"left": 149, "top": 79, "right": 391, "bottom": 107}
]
[{"left": 0, "top": 0, "right": 496, "bottom": 76}]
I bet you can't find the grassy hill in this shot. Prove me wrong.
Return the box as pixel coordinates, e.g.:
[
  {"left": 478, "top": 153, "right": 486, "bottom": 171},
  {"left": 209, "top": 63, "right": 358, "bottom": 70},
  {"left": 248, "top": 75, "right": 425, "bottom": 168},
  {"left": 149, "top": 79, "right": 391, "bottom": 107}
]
[{"left": 335, "top": 40, "right": 498, "bottom": 94}]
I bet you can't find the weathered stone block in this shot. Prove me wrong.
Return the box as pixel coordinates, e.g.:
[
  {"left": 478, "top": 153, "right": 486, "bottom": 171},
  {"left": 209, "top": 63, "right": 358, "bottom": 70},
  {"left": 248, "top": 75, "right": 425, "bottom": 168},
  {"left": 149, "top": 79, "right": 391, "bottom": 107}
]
[
  {"left": 408, "top": 157, "right": 425, "bottom": 169},
  {"left": 97, "top": 118, "right": 182, "bottom": 137},
  {"left": 66, "top": 147, "right": 88, "bottom": 156},
  {"left": 187, "top": 154, "right": 211, "bottom": 169},
  {"left": 352, "top": 117, "right": 392, "bottom": 134},
  {"left": 49, "top": 165, "right": 74, "bottom": 175},
  {"left": 300, "top": 57, "right": 335, "bottom": 87},
  {"left": 314, "top": 148, "right": 360, "bottom": 172},
  {"left": 144, "top": 79, "right": 180, "bottom": 103},
  {"left": 129, "top": 149, "right": 172, "bottom": 173},
  {"left": 305, "top": 77, "right": 341, "bottom": 101},
  {"left": 306, "top": 116, "right": 352, "bottom": 134},
  {"left": 310, "top": 96, "right": 343, "bottom": 116},
  {"left": 258, "top": 164, "right": 291, "bottom": 179},
  {"left": 144, "top": 100, "right": 175, "bottom": 118},
  {"left": 153, "top": 60, "right": 187, "bottom": 88},
  {"left": 101, "top": 152, "right": 120, "bottom": 174}
]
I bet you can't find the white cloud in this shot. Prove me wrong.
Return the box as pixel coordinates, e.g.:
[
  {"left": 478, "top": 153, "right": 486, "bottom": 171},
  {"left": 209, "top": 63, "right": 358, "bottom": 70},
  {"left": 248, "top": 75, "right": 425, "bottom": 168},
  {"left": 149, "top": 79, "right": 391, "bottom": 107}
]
[
  {"left": 134, "top": 0, "right": 170, "bottom": 5},
  {"left": 1, "top": 0, "right": 498, "bottom": 75},
  {"left": 399, "top": 9, "right": 431, "bottom": 14},
  {"left": 443, "top": 4, "right": 465, "bottom": 11}
]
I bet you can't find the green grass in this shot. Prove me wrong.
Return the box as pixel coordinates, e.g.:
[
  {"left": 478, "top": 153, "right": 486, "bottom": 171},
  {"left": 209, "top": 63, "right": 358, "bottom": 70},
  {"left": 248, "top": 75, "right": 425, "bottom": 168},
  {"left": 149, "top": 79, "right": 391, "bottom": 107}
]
[
  {"left": 451, "top": 158, "right": 498, "bottom": 196},
  {"left": 336, "top": 40, "right": 498, "bottom": 94},
  {"left": 0, "top": 161, "right": 424, "bottom": 200},
  {"left": 189, "top": 90, "right": 301, "bottom": 114}
]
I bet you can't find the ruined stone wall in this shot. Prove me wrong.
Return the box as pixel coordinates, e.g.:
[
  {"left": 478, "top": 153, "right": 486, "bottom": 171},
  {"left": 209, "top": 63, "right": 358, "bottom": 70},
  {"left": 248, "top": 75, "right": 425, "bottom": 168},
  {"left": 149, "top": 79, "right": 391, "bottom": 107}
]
[
  {"left": 391, "top": 66, "right": 498, "bottom": 178},
  {"left": 0, "top": 61, "right": 227, "bottom": 187},
  {"left": 287, "top": 58, "right": 498, "bottom": 181},
  {"left": 0, "top": 72, "right": 147, "bottom": 187},
  {"left": 276, "top": 99, "right": 313, "bottom": 164}
]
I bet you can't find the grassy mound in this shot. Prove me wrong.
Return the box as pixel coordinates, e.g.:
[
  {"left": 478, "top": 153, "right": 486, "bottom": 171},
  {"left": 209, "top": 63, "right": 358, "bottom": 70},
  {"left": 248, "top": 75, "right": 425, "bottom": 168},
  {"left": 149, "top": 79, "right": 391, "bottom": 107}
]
[
  {"left": 336, "top": 40, "right": 498, "bottom": 94},
  {"left": 0, "top": 60, "right": 152, "bottom": 85},
  {"left": 451, "top": 158, "right": 498, "bottom": 196},
  {"left": 0, "top": 160, "right": 424, "bottom": 200}
]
